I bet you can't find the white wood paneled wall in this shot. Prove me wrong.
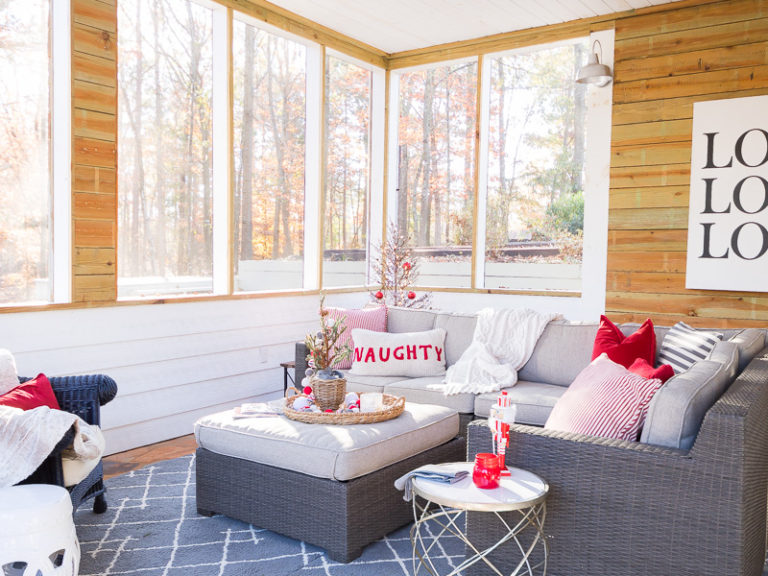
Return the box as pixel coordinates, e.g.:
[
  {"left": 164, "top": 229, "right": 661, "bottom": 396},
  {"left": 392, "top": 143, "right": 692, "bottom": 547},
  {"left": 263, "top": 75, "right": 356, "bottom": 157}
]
[{"left": 0, "top": 293, "right": 364, "bottom": 454}]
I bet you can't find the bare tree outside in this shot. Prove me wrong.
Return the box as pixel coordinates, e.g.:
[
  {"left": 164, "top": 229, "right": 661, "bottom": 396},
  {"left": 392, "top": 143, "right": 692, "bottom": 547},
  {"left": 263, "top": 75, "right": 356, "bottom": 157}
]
[
  {"left": 485, "top": 40, "right": 589, "bottom": 289},
  {"left": 0, "top": 0, "right": 51, "bottom": 304},
  {"left": 322, "top": 55, "right": 371, "bottom": 288},
  {"left": 397, "top": 61, "right": 477, "bottom": 288},
  {"left": 117, "top": 0, "right": 214, "bottom": 298},
  {"left": 232, "top": 18, "right": 306, "bottom": 292}
]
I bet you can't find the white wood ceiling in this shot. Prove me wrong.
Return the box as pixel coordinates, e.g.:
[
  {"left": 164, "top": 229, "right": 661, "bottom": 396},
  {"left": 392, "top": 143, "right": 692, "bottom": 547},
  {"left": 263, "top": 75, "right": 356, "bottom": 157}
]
[{"left": 267, "top": 0, "right": 683, "bottom": 53}]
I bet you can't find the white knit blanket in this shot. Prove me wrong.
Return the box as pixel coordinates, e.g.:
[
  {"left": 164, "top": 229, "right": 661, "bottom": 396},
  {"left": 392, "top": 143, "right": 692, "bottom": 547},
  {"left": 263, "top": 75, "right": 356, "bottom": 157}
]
[
  {"left": 0, "top": 405, "right": 103, "bottom": 488},
  {"left": 443, "top": 308, "right": 559, "bottom": 395}
]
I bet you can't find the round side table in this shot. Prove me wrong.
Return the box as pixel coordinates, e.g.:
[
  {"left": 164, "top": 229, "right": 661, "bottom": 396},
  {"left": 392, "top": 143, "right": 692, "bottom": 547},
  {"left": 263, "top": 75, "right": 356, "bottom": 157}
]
[
  {"left": 0, "top": 484, "right": 80, "bottom": 576},
  {"left": 410, "top": 462, "right": 548, "bottom": 576}
]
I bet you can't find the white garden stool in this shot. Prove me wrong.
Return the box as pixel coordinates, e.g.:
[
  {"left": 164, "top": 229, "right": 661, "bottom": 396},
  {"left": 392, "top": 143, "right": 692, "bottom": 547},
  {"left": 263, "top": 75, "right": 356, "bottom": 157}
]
[{"left": 0, "top": 484, "right": 80, "bottom": 576}]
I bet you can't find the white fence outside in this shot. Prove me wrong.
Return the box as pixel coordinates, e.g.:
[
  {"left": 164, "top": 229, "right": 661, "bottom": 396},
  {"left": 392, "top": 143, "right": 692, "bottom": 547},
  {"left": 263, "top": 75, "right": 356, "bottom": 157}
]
[{"left": 235, "top": 259, "right": 581, "bottom": 292}]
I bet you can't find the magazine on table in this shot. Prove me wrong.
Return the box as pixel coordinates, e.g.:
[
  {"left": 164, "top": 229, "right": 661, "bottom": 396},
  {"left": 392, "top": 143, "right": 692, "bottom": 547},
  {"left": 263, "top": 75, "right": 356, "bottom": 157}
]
[{"left": 232, "top": 399, "right": 284, "bottom": 418}]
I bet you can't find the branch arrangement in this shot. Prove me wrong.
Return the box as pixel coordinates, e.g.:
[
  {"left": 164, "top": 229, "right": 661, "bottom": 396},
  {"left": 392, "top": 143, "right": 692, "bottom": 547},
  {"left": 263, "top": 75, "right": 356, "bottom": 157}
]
[{"left": 304, "top": 294, "right": 351, "bottom": 376}]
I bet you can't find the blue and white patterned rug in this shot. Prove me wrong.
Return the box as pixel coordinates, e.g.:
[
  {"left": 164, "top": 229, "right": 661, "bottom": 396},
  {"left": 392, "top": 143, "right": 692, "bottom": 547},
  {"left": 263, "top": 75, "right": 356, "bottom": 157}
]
[{"left": 74, "top": 454, "right": 465, "bottom": 575}]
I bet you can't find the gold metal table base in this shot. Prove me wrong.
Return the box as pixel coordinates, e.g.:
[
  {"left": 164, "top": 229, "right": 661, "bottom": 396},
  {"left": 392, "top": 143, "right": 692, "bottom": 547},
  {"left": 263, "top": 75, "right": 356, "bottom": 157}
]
[{"left": 410, "top": 496, "right": 548, "bottom": 576}]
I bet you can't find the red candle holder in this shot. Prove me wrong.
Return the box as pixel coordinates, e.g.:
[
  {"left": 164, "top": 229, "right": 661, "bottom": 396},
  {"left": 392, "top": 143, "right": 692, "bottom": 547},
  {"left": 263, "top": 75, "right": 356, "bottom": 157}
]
[{"left": 472, "top": 453, "right": 501, "bottom": 489}]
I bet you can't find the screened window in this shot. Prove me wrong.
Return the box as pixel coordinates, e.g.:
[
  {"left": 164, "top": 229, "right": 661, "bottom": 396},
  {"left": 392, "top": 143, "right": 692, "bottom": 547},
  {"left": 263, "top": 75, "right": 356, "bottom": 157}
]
[
  {"left": 322, "top": 55, "right": 372, "bottom": 288},
  {"left": 396, "top": 60, "right": 477, "bottom": 288},
  {"left": 0, "top": 0, "right": 52, "bottom": 304},
  {"left": 485, "top": 39, "right": 588, "bottom": 291},
  {"left": 117, "top": 0, "right": 215, "bottom": 298},
  {"left": 233, "top": 17, "right": 307, "bottom": 292}
]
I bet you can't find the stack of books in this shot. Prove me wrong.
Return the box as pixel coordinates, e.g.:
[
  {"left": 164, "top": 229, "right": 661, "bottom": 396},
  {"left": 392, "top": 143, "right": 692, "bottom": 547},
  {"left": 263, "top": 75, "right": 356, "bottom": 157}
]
[{"left": 232, "top": 400, "right": 283, "bottom": 419}]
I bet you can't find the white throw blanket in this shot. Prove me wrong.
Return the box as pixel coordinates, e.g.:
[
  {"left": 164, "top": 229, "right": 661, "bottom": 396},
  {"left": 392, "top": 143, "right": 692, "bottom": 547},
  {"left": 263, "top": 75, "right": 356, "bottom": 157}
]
[
  {"left": 0, "top": 405, "right": 103, "bottom": 488},
  {"left": 443, "top": 308, "right": 559, "bottom": 395}
]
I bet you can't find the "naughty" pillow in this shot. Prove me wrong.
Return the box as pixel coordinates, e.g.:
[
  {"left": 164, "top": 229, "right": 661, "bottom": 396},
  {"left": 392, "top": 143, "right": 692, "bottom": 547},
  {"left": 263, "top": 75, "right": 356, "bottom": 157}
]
[{"left": 348, "top": 328, "right": 447, "bottom": 377}]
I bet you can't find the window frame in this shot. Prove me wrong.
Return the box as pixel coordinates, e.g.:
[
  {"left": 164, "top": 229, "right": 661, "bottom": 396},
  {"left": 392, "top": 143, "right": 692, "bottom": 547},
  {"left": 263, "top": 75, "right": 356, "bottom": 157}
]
[
  {"left": 387, "top": 55, "right": 480, "bottom": 289},
  {"left": 1, "top": 3, "right": 613, "bottom": 312},
  {"left": 387, "top": 32, "right": 613, "bottom": 298},
  {"left": 0, "top": 0, "right": 71, "bottom": 306},
  {"left": 479, "top": 35, "right": 592, "bottom": 293},
  {"left": 116, "top": 0, "right": 222, "bottom": 300},
  {"left": 52, "top": 0, "right": 72, "bottom": 303},
  {"left": 321, "top": 48, "right": 385, "bottom": 289},
  {"left": 230, "top": 11, "right": 322, "bottom": 294}
]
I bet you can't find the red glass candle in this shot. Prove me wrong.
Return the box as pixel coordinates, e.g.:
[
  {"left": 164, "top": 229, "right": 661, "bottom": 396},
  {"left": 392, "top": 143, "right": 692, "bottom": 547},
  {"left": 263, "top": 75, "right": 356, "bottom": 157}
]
[{"left": 472, "top": 453, "right": 501, "bottom": 489}]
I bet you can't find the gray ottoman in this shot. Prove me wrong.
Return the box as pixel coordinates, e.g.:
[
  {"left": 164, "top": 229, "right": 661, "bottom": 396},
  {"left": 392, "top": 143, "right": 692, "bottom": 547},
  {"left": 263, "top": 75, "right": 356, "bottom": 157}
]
[{"left": 194, "top": 401, "right": 465, "bottom": 562}]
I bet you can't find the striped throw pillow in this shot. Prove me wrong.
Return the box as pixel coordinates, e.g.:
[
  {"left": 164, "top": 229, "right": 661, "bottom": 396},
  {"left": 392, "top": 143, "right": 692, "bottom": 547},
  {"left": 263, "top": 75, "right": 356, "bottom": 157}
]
[
  {"left": 544, "top": 354, "right": 664, "bottom": 441},
  {"left": 657, "top": 322, "right": 722, "bottom": 374},
  {"left": 327, "top": 306, "right": 388, "bottom": 369}
]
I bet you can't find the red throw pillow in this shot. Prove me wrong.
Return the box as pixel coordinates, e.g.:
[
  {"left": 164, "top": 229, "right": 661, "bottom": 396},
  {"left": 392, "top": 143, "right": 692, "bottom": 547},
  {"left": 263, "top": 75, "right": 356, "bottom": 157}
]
[
  {"left": 592, "top": 315, "right": 656, "bottom": 369},
  {"left": 628, "top": 358, "right": 675, "bottom": 384},
  {"left": 326, "top": 306, "right": 387, "bottom": 369},
  {"left": 544, "top": 354, "right": 664, "bottom": 441},
  {"left": 0, "top": 373, "right": 60, "bottom": 411}
]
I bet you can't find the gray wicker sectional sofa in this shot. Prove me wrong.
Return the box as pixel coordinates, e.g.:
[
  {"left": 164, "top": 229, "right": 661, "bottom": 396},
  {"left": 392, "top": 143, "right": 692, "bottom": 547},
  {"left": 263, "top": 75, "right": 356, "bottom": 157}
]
[
  {"left": 296, "top": 307, "right": 767, "bottom": 448},
  {"left": 294, "top": 306, "right": 768, "bottom": 573},
  {"left": 466, "top": 346, "right": 768, "bottom": 576}
]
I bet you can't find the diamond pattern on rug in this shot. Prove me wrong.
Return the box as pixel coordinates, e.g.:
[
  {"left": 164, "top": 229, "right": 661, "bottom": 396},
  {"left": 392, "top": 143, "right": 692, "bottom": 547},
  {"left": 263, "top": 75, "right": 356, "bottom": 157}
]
[{"left": 75, "top": 454, "right": 465, "bottom": 576}]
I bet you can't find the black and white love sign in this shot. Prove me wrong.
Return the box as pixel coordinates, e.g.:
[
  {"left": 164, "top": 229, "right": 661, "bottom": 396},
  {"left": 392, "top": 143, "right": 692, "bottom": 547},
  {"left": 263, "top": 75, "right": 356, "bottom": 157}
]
[{"left": 686, "top": 95, "right": 768, "bottom": 292}]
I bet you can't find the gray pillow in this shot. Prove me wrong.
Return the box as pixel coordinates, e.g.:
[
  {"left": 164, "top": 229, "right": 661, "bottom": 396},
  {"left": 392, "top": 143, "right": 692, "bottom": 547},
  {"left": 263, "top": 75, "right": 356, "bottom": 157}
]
[
  {"left": 640, "top": 359, "right": 734, "bottom": 450},
  {"left": 728, "top": 329, "right": 766, "bottom": 373},
  {"left": 434, "top": 312, "right": 477, "bottom": 367},
  {"left": 386, "top": 307, "right": 436, "bottom": 333},
  {"left": 518, "top": 321, "right": 598, "bottom": 387}
]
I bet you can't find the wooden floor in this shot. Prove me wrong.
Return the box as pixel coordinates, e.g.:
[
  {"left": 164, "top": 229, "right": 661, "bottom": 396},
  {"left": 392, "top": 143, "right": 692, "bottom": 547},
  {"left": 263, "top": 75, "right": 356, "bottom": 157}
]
[{"left": 102, "top": 434, "right": 197, "bottom": 479}]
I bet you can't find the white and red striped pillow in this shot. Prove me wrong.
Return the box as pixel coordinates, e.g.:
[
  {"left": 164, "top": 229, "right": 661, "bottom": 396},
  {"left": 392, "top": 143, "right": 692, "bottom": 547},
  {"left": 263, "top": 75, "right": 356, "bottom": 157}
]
[
  {"left": 327, "top": 306, "right": 387, "bottom": 369},
  {"left": 544, "top": 354, "right": 664, "bottom": 441}
]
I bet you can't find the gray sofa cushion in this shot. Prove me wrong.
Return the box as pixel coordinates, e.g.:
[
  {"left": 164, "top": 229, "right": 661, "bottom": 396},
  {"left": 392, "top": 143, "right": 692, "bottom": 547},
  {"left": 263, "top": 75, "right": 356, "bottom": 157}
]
[
  {"left": 387, "top": 307, "right": 436, "bottom": 333},
  {"left": 194, "top": 402, "right": 459, "bottom": 481},
  {"left": 518, "top": 321, "right": 597, "bottom": 387},
  {"left": 434, "top": 312, "right": 477, "bottom": 367},
  {"left": 728, "top": 328, "right": 766, "bottom": 372},
  {"left": 640, "top": 358, "right": 736, "bottom": 450},
  {"left": 342, "top": 373, "right": 405, "bottom": 394},
  {"left": 707, "top": 340, "right": 739, "bottom": 381},
  {"left": 384, "top": 376, "right": 475, "bottom": 414},
  {"left": 474, "top": 381, "right": 567, "bottom": 426}
]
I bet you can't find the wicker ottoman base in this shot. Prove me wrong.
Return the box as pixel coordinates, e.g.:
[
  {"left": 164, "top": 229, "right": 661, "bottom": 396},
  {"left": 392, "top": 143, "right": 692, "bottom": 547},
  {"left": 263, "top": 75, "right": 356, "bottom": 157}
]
[{"left": 196, "top": 436, "right": 465, "bottom": 562}]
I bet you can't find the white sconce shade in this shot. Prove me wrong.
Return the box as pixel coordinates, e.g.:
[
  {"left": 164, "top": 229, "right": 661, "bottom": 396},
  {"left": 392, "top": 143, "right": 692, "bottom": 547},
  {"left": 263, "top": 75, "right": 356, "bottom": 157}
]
[{"left": 576, "top": 40, "right": 612, "bottom": 87}]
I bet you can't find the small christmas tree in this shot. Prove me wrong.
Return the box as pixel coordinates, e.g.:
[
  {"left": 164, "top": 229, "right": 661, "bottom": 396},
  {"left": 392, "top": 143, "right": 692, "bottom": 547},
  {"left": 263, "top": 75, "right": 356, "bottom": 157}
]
[{"left": 370, "top": 223, "right": 431, "bottom": 308}]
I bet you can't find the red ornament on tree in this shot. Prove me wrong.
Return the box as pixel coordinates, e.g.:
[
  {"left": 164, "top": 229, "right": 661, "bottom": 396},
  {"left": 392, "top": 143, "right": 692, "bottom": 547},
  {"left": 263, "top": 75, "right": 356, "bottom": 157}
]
[
  {"left": 375, "top": 290, "right": 384, "bottom": 300},
  {"left": 407, "top": 291, "right": 416, "bottom": 300},
  {"left": 402, "top": 261, "right": 412, "bottom": 271}
]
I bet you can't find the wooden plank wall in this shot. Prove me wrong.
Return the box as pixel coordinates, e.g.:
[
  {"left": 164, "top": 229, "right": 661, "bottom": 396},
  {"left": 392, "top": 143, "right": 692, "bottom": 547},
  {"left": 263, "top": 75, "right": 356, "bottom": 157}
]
[
  {"left": 607, "top": 0, "right": 768, "bottom": 328},
  {"left": 72, "top": 0, "right": 118, "bottom": 303}
]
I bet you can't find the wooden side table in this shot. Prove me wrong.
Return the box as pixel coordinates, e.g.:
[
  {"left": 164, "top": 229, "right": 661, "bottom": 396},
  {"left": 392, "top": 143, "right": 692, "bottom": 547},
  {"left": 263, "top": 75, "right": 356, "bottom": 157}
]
[{"left": 280, "top": 360, "right": 295, "bottom": 394}]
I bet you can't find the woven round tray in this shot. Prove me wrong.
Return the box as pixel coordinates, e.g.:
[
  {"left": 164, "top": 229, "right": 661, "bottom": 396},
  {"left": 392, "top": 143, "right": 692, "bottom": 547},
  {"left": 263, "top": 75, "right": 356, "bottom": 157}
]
[{"left": 283, "top": 393, "right": 405, "bottom": 425}]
